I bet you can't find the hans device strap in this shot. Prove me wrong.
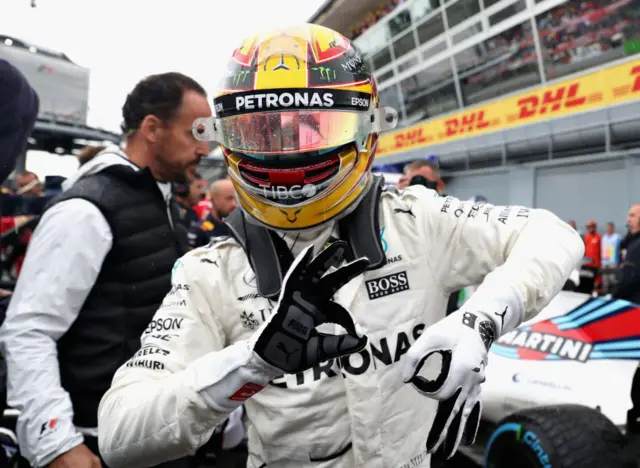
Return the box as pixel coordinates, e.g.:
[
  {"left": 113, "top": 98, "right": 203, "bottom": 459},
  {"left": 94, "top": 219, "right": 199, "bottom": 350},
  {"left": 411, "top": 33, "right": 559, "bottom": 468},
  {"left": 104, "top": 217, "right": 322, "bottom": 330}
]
[
  {"left": 224, "top": 209, "right": 284, "bottom": 299},
  {"left": 338, "top": 174, "right": 385, "bottom": 270},
  {"left": 214, "top": 88, "right": 372, "bottom": 118}
]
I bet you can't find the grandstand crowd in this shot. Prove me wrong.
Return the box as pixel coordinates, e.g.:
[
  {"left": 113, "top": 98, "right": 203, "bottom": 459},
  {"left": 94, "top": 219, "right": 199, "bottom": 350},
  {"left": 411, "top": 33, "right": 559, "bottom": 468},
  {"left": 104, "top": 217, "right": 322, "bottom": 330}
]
[{"left": 348, "top": 0, "right": 404, "bottom": 39}]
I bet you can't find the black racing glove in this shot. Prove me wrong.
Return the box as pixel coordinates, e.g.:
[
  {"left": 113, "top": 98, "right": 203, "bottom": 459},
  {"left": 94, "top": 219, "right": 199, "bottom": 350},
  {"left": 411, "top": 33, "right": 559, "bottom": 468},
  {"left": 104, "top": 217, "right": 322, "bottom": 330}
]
[{"left": 252, "top": 241, "right": 369, "bottom": 374}]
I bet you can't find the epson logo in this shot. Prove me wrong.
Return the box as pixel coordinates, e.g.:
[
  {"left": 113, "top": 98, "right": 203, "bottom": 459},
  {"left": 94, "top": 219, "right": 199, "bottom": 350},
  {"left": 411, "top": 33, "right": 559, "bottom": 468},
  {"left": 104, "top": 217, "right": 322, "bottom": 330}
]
[
  {"left": 351, "top": 97, "right": 369, "bottom": 108},
  {"left": 365, "top": 271, "right": 409, "bottom": 300},
  {"left": 235, "top": 91, "right": 334, "bottom": 111}
]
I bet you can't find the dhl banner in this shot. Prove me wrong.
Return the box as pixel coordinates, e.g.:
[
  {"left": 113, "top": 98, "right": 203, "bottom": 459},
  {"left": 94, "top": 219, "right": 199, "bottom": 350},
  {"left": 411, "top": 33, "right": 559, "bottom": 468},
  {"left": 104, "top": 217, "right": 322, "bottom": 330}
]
[{"left": 376, "top": 59, "right": 640, "bottom": 158}]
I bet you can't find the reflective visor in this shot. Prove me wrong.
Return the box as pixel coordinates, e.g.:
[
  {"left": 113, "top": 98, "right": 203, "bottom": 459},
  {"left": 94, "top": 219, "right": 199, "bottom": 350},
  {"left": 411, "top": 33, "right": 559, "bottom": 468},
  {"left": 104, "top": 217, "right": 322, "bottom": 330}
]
[
  {"left": 193, "top": 106, "right": 398, "bottom": 155},
  {"left": 219, "top": 110, "right": 365, "bottom": 154}
]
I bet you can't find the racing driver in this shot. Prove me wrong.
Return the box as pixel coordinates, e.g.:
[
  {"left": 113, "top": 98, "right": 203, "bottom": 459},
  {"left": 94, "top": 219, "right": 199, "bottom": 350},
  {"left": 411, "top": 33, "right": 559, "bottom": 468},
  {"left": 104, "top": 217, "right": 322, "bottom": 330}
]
[{"left": 98, "top": 24, "right": 584, "bottom": 468}]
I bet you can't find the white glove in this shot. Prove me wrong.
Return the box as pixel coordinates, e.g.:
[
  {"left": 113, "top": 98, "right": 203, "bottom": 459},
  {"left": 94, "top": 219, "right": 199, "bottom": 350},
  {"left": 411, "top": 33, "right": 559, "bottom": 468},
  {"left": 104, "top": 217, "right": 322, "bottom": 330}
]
[{"left": 402, "top": 310, "right": 499, "bottom": 458}]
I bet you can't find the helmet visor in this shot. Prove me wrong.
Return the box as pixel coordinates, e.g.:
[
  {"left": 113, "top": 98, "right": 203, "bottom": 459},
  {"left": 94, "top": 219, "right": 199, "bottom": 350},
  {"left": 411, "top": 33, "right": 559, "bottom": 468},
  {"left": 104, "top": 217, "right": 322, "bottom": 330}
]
[
  {"left": 194, "top": 106, "right": 397, "bottom": 155},
  {"left": 193, "top": 90, "right": 398, "bottom": 155},
  {"left": 223, "top": 110, "right": 363, "bottom": 154}
]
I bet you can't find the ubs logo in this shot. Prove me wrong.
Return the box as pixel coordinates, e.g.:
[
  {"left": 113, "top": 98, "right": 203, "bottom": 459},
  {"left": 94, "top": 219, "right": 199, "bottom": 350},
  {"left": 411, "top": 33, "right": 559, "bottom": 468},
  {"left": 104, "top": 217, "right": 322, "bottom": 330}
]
[{"left": 365, "top": 271, "right": 409, "bottom": 300}]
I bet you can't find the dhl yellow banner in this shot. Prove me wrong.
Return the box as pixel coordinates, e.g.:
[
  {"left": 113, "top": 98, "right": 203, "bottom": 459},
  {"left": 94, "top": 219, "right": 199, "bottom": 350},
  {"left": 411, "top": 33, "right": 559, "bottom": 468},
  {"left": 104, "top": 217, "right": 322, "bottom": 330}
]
[{"left": 376, "top": 59, "right": 640, "bottom": 158}]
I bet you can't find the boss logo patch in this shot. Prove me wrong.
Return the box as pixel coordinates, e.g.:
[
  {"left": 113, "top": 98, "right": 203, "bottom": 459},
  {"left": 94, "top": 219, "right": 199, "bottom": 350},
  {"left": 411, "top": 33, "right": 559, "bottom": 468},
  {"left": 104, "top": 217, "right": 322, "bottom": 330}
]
[{"left": 365, "top": 271, "right": 409, "bottom": 300}]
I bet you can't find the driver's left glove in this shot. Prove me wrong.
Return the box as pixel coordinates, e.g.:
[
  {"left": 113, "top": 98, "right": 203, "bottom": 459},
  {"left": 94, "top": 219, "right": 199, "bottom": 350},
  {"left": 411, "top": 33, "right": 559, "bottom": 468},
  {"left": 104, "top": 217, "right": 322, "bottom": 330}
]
[{"left": 401, "top": 309, "right": 499, "bottom": 459}]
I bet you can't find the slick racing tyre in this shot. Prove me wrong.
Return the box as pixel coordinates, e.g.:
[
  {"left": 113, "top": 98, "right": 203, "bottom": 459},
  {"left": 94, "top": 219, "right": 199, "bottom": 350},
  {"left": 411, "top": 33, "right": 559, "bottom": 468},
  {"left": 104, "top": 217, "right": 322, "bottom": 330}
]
[{"left": 484, "top": 404, "right": 632, "bottom": 468}]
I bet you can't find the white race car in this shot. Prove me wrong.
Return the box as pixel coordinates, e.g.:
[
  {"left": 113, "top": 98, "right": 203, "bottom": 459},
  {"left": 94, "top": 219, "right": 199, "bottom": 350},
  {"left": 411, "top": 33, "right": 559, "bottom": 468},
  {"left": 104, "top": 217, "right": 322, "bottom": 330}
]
[{"left": 460, "top": 290, "right": 640, "bottom": 468}]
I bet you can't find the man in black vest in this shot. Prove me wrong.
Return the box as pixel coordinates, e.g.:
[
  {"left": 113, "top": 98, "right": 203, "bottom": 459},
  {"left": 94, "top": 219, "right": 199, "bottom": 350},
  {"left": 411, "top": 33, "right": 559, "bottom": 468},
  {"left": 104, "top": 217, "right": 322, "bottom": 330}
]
[{"left": 0, "top": 72, "right": 211, "bottom": 468}]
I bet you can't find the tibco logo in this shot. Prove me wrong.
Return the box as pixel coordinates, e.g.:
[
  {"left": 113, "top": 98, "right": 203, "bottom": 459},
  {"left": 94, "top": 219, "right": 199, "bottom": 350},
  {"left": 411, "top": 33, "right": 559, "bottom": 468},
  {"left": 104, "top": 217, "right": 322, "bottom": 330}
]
[{"left": 260, "top": 184, "right": 317, "bottom": 200}]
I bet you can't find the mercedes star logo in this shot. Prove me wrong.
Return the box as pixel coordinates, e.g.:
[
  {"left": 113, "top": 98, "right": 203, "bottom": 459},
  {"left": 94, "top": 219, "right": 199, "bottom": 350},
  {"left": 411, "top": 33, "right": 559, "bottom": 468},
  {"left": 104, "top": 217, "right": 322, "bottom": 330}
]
[{"left": 265, "top": 53, "right": 300, "bottom": 71}]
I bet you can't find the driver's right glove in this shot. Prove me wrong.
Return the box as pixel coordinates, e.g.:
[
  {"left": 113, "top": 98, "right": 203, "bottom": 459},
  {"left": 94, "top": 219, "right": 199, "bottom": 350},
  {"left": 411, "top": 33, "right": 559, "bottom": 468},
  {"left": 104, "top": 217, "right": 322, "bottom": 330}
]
[
  {"left": 251, "top": 240, "right": 369, "bottom": 374},
  {"left": 197, "top": 240, "right": 370, "bottom": 412}
]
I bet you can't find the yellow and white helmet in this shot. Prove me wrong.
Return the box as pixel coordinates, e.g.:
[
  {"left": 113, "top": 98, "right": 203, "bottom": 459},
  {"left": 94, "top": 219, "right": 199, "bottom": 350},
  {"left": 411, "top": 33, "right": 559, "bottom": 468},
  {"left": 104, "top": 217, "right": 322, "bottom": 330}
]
[{"left": 194, "top": 24, "right": 397, "bottom": 230}]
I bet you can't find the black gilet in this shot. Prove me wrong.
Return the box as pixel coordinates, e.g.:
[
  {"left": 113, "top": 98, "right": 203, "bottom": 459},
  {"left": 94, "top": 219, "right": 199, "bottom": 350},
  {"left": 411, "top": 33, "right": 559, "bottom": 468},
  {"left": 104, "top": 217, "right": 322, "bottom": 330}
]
[{"left": 45, "top": 165, "right": 188, "bottom": 428}]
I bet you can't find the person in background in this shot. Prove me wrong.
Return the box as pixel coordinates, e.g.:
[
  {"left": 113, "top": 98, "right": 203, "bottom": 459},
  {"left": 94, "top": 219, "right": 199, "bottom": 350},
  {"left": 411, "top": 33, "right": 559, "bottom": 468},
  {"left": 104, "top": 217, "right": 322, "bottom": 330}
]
[
  {"left": 1, "top": 171, "right": 47, "bottom": 281},
  {"left": 0, "top": 72, "right": 210, "bottom": 468},
  {"left": 43, "top": 176, "right": 67, "bottom": 198},
  {"left": 0, "top": 211, "right": 37, "bottom": 281},
  {"left": 15, "top": 171, "right": 42, "bottom": 197},
  {"left": 194, "top": 192, "right": 213, "bottom": 220},
  {"left": 174, "top": 171, "right": 205, "bottom": 231},
  {"left": 601, "top": 222, "right": 622, "bottom": 295},
  {"left": 0, "top": 59, "right": 38, "bottom": 365},
  {"left": 397, "top": 156, "right": 445, "bottom": 194},
  {"left": 188, "top": 177, "right": 237, "bottom": 248},
  {"left": 77, "top": 145, "right": 107, "bottom": 167},
  {"left": 613, "top": 204, "right": 640, "bottom": 303},
  {"left": 0, "top": 59, "right": 39, "bottom": 185},
  {"left": 18, "top": 171, "right": 58, "bottom": 215},
  {"left": 568, "top": 220, "right": 578, "bottom": 232},
  {"left": 580, "top": 220, "right": 602, "bottom": 294}
]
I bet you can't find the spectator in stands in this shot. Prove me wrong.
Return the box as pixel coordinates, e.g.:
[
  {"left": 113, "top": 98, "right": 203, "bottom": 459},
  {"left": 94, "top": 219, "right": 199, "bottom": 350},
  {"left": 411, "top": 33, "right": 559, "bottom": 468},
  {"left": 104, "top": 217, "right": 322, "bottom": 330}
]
[
  {"left": 188, "top": 177, "right": 236, "bottom": 249},
  {"left": 0, "top": 59, "right": 39, "bottom": 185},
  {"left": 0, "top": 72, "right": 211, "bottom": 468},
  {"left": 174, "top": 171, "right": 205, "bottom": 230},
  {"left": 397, "top": 157, "right": 445, "bottom": 194},
  {"left": 601, "top": 221, "right": 622, "bottom": 294},
  {"left": 579, "top": 219, "right": 602, "bottom": 294},
  {"left": 77, "top": 145, "right": 107, "bottom": 167},
  {"left": 613, "top": 204, "right": 640, "bottom": 303},
  {"left": 348, "top": 0, "right": 401, "bottom": 39}
]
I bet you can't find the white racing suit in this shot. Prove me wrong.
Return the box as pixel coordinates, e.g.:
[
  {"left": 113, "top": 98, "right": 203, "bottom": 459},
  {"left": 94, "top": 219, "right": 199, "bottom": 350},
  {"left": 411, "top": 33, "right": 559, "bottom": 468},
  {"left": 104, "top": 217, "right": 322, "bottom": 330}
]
[{"left": 98, "top": 185, "right": 583, "bottom": 468}]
